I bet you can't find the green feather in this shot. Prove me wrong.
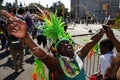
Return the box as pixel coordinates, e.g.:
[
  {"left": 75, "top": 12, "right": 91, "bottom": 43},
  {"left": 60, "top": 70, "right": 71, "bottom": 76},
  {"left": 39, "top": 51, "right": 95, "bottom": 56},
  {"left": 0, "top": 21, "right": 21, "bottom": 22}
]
[{"left": 42, "top": 14, "right": 68, "bottom": 43}]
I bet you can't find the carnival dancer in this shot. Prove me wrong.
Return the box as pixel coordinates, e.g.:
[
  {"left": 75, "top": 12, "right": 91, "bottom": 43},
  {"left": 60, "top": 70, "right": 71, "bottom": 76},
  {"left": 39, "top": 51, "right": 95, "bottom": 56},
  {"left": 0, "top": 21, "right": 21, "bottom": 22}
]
[{"left": 1, "top": 10, "right": 105, "bottom": 80}]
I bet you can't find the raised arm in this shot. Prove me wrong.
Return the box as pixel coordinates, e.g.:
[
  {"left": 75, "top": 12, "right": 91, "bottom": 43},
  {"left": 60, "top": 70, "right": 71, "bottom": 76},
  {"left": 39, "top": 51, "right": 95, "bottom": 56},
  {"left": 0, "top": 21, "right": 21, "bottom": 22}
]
[
  {"left": 105, "top": 27, "right": 120, "bottom": 53},
  {"left": 0, "top": 10, "right": 59, "bottom": 71},
  {"left": 78, "top": 29, "right": 104, "bottom": 59}
]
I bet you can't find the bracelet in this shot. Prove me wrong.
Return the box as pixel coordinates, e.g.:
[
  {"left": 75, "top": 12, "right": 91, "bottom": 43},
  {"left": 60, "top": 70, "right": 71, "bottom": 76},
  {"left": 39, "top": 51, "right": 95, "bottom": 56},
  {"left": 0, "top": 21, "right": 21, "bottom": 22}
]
[
  {"left": 32, "top": 47, "right": 48, "bottom": 60},
  {"left": 32, "top": 47, "right": 39, "bottom": 53},
  {"left": 40, "top": 54, "right": 48, "bottom": 60}
]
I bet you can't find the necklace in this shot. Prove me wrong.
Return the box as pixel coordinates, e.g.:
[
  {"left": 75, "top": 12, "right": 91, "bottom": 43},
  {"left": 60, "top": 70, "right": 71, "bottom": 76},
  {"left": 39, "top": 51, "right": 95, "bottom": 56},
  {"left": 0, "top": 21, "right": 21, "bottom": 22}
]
[
  {"left": 59, "top": 52, "right": 83, "bottom": 78},
  {"left": 60, "top": 55, "right": 75, "bottom": 61}
]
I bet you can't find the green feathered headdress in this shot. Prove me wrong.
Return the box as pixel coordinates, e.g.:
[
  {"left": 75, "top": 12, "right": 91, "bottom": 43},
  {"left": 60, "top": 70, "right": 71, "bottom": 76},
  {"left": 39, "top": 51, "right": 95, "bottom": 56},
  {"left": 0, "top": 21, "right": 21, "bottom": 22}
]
[
  {"left": 42, "top": 14, "right": 65, "bottom": 42},
  {"left": 32, "top": 3, "right": 73, "bottom": 50},
  {"left": 42, "top": 13, "right": 73, "bottom": 50}
]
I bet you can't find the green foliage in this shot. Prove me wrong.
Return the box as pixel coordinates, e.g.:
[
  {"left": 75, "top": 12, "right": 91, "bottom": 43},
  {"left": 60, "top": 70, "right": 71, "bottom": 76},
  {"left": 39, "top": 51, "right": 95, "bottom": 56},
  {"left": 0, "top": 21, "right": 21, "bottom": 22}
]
[
  {"left": 115, "top": 16, "right": 120, "bottom": 24},
  {"left": 0, "top": 0, "right": 3, "bottom": 5},
  {"left": 50, "top": 1, "right": 69, "bottom": 18},
  {"left": 111, "top": 13, "right": 120, "bottom": 29},
  {"left": 0, "top": 0, "right": 5, "bottom": 10}
]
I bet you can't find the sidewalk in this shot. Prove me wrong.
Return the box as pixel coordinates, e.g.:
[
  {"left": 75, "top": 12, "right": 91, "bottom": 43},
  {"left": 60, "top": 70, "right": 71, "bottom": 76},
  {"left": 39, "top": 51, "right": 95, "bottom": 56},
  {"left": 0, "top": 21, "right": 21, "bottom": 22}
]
[
  {"left": 0, "top": 50, "right": 35, "bottom": 80},
  {"left": 67, "top": 24, "right": 102, "bottom": 37},
  {"left": 67, "top": 24, "right": 120, "bottom": 38},
  {"left": 0, "top": 24, "right": 120, "bottom": 80},
  {"left": 0, "top": 41, "right": 49, "bottom": 80}
]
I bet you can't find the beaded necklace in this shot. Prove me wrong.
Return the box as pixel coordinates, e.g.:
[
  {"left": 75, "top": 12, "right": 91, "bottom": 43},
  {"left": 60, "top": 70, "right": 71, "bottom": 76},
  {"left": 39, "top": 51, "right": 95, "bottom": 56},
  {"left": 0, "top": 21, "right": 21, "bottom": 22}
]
[{"left": 58, "top": 52, "right": 83, "bottom": 78}]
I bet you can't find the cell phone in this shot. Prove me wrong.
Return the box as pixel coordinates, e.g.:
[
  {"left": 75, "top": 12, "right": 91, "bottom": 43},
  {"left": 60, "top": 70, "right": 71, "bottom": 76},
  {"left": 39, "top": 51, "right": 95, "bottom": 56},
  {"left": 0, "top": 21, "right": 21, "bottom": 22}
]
[{"left": 102, "top": 25, "right": 109, "bottom": 30}]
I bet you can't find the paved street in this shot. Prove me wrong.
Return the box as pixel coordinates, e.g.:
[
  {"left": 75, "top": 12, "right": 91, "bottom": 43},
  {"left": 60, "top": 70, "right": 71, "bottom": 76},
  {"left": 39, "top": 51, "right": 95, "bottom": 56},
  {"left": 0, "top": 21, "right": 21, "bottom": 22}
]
[{"left": 0, "top": 24, "right": 120, "bottom": 80}]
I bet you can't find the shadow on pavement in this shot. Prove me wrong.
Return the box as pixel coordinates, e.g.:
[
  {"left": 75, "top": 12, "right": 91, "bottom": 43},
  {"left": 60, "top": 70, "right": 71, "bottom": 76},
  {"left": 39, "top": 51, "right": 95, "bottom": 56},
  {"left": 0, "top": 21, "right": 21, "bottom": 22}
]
[
  {"left": 0, "top": 50, "right": 10, "bottom": 60},
  {"left": 25, "top": 55, "right": 35, "bottom": 64},
  {"left": 3, "top": 70, "right": 24, "bottom": 80},
  {"left": 0, "top": 57, "right": 13, "bottom": 69}
]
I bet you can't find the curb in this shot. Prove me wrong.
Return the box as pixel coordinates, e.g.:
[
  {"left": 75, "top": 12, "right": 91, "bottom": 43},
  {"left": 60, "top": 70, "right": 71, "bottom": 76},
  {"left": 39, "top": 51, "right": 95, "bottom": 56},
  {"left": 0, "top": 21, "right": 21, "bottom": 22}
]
[{"left": 72, "top": 33, "right": 94, "bottom": 37}]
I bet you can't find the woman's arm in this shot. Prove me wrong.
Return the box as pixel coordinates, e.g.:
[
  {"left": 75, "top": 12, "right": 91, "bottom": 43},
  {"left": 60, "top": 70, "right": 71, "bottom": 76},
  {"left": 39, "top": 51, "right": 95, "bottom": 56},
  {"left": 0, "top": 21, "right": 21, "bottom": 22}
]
[
  {"left": 78, "top": 29, "right": 104, "bottom": 59},
  {"left": 23, "top": 34, "right": 59, "bottom": 71},
  {"left": 0, "top": 10, "right": 59, "bottom": 71},
  {"left": 105, "top": 27, "right": 120, "bottom": 53}
]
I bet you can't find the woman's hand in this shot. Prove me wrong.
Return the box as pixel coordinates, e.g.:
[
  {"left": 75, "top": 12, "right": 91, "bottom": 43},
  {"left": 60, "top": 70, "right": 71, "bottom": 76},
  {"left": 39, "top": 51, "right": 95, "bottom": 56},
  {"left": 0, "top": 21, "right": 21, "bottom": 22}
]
[
  {"left": 1, "top": 10, "right": 27, "bottom": 39},
  {"left": 105, "top": 26, "right": 115, "bottom": 40}
]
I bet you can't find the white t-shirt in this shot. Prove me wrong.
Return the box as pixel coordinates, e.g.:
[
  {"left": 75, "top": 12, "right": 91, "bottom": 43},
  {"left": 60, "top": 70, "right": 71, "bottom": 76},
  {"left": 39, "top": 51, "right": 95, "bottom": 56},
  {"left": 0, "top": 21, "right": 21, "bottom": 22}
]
[{"left": 99, "top": 51, "right": 116, "bottom": 75}]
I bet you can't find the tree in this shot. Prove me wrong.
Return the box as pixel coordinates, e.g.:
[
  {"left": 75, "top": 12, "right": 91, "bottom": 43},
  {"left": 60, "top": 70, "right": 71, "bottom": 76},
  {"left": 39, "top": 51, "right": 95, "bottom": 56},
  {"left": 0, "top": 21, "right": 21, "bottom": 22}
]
[
  {"left": 0, "top": 0, "right": 3, "bottom": 5},
  {"left": 0, "top": 0, "right": 4, "bottom": 10},
  {"left": 50, "top": 1, "right": 69, "bottom": 22},
  {"left": 112, "top": 10, "right": 120, "bottom": 29}
]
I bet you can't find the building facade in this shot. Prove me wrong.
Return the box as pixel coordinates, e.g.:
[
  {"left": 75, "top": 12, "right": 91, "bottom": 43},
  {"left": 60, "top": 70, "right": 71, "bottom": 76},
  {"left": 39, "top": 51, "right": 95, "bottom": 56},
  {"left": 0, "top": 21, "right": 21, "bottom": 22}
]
[{"left": 71, "top": 0, "right": 120, "bottom": 23}]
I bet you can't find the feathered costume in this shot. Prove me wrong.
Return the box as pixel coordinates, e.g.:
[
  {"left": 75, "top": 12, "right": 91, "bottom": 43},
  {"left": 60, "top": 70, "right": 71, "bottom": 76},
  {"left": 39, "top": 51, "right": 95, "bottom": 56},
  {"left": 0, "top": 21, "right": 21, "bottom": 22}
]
[
  {"left": 31, "top": 3, "right": 120, "bottom": 80},
  {"left": 32, "top": 3, "right": 80, "bottom": 80}
]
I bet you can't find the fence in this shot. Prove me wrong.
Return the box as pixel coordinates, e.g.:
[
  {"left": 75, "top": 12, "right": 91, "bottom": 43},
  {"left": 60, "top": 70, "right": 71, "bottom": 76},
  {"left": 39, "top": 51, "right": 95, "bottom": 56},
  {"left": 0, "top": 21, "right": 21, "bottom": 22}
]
[
  {"left": 84, "top": 53, "right": 100, "bottom": 79},
  {"left": 73, "top": 42, "right": 100, "bottom": 80}
]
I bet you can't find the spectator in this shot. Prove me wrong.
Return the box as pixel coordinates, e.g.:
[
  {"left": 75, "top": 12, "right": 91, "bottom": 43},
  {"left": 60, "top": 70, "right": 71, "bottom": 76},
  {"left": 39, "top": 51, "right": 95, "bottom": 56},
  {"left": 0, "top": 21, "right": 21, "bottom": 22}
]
[
  {"left": 8, "top": 35, "right": 24, "bottom": 73},
  {"left": 16, "top": 8, "right": 25, "bottom": 20},
  {"left": 0, "top": 17, "right": 8, "bottom": 51},
  {"left": 35, "top": 19, "right": 47, "bottom": 48},
  {"left": 8, "top": 8, "right": 25, "bottom": 73},
  {"left": 104, "top": 53, "right": 120, "bottom": 80},
  {"left": 89, "top": 26, "right": 120, "bottom": 80},
  {"left": 25, "top": 10, "right": 34, "bottom": 35},
  {"left": 64, "top": 22, "right": 68, "bottom": 32},
  {"left": 103, "top": 26, "right": 120, "bottom": 79},
  {"left": 99, "top": 39, "right": 115, "bottom": 75}
]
